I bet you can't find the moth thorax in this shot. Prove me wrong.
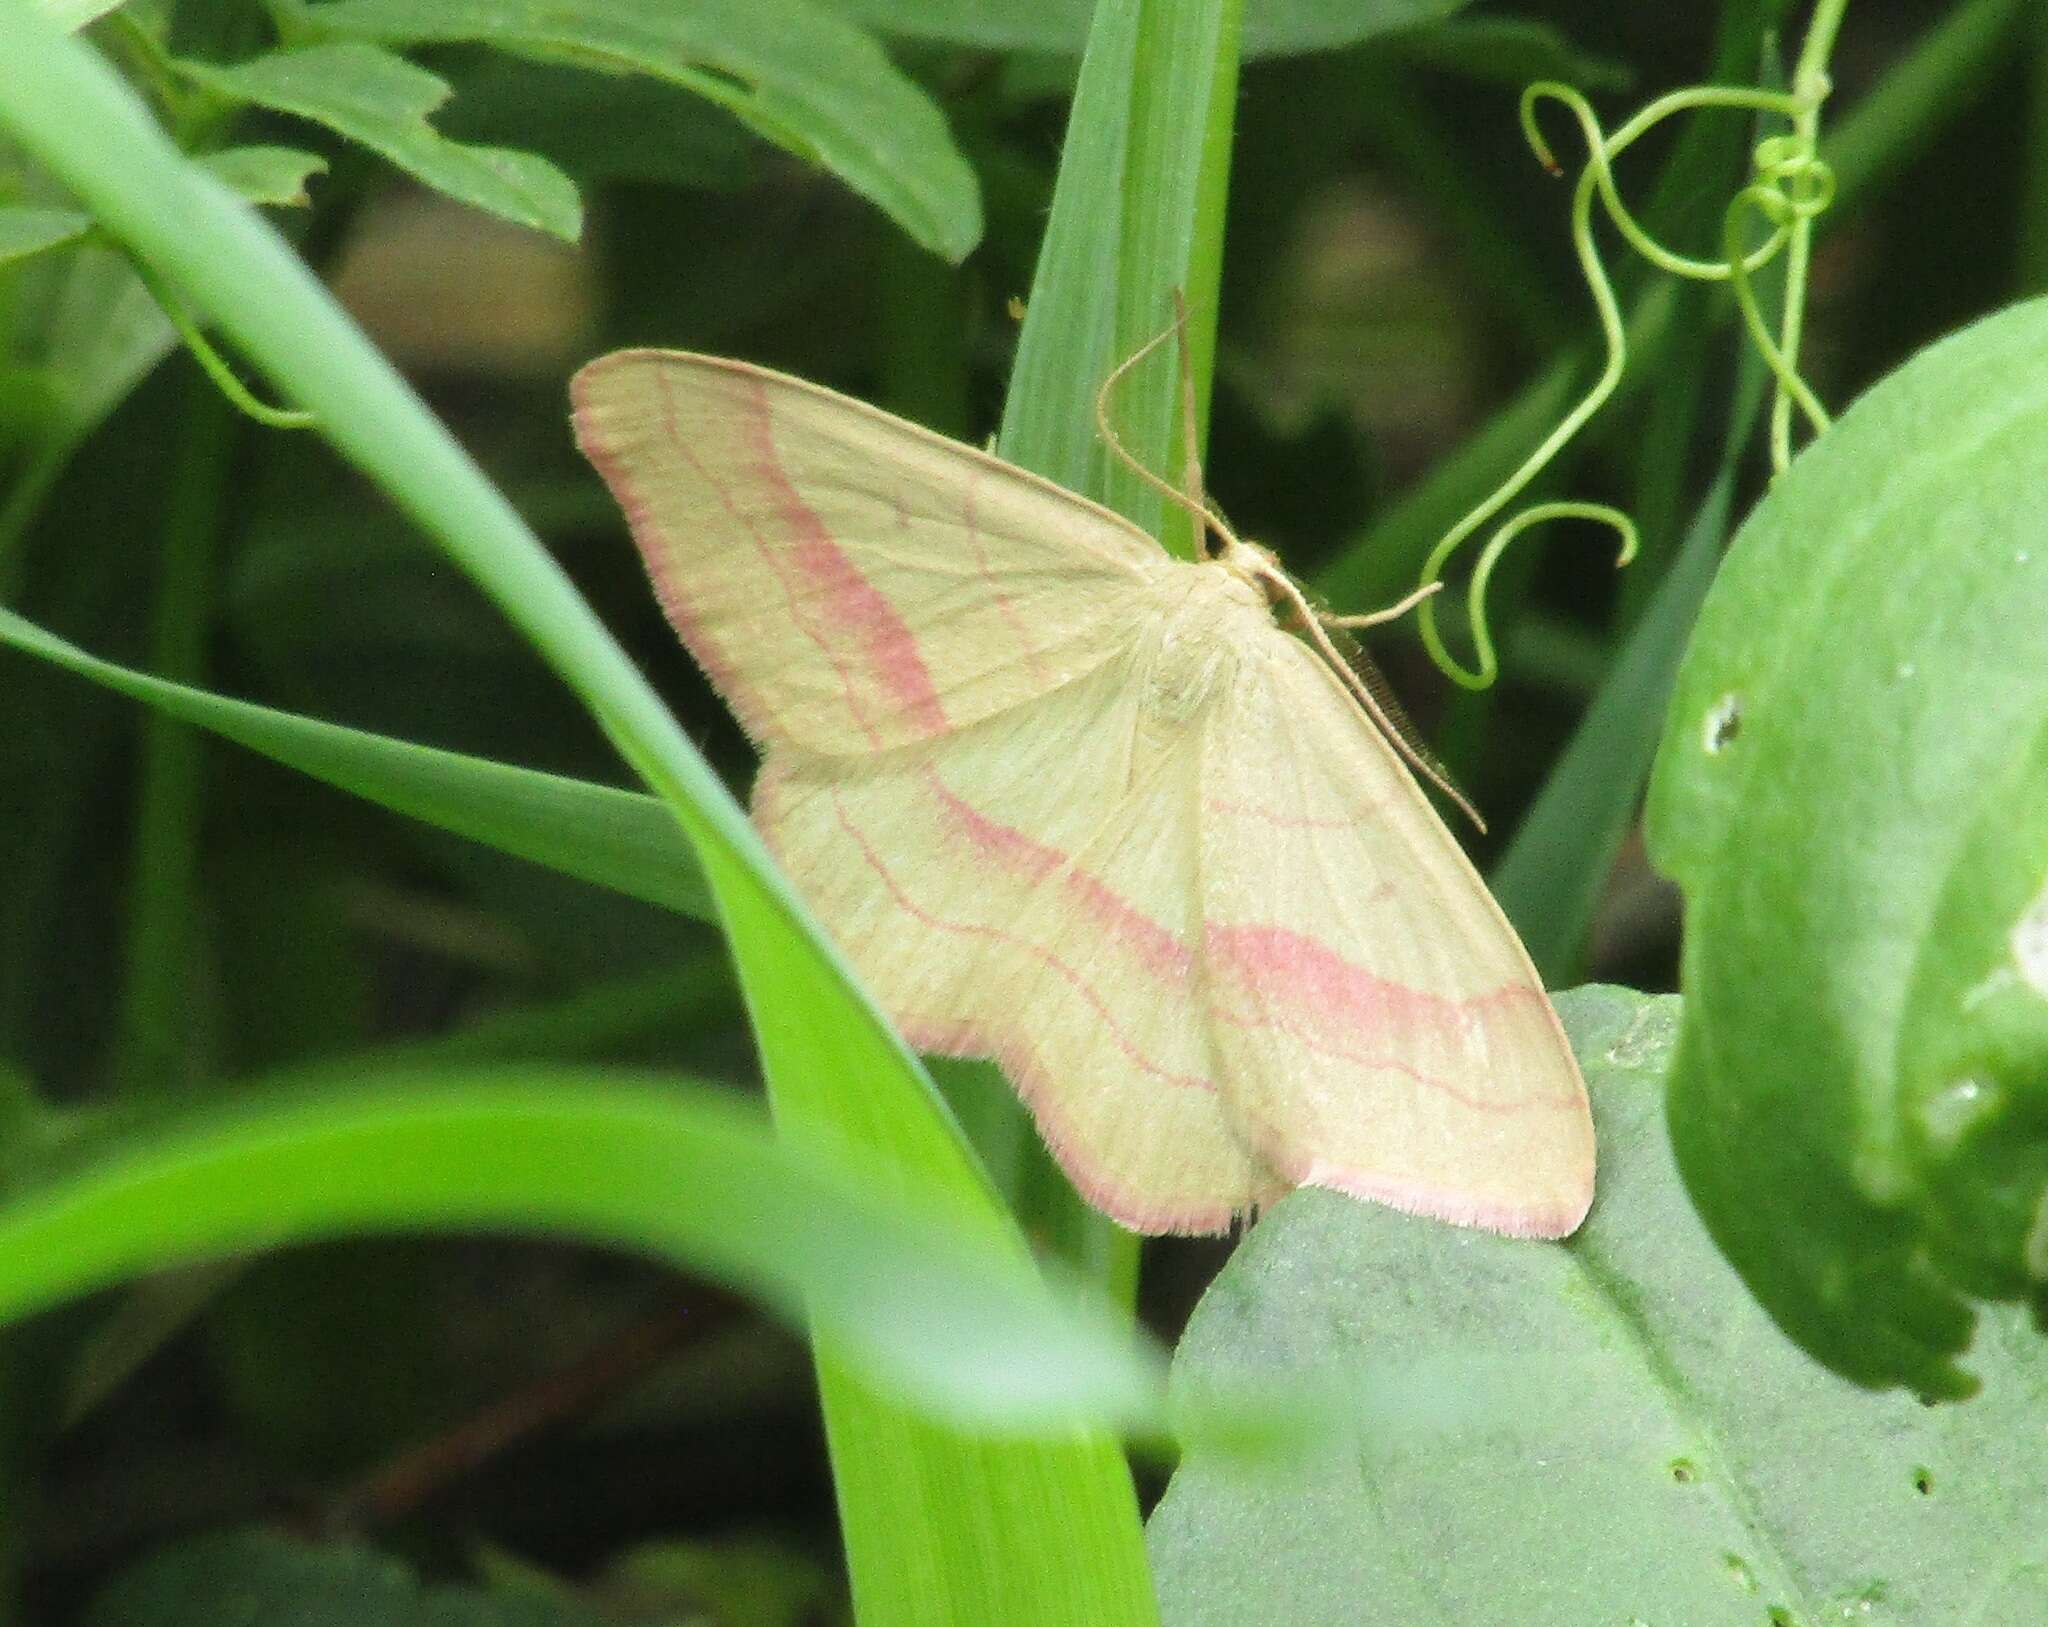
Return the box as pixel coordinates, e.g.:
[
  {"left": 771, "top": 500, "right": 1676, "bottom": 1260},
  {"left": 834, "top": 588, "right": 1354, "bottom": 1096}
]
[{"left": 1142, "top": 572, "right": 1255, "bottom": 727}]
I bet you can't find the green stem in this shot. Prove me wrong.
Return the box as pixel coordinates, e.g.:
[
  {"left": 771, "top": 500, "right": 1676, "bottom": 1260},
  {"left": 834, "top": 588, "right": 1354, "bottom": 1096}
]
[
  {"left": 132, "top": 256, "right": 314, "bottom": 429},
  {"left": 1770, "top": 0, "right": 1851, "bottom": 468},
  {"left": 112, "top": 379, "right": 236, "bottom": 1094}
]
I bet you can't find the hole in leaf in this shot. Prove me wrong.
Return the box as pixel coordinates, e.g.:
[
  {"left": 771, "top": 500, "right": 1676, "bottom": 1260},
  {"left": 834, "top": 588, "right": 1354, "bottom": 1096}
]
[
  {"left": 1703, "top": 693, "right": 1742, "bottom": 753},
  {"left": 1668, "top": 1457, "right": 1696, "bottom": 1483}
]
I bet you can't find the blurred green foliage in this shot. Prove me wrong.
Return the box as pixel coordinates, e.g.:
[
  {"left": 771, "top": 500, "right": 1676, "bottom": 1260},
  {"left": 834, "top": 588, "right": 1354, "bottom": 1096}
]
[{"left": 0, "top": 0, "right": 2044, "bottom": 1622}]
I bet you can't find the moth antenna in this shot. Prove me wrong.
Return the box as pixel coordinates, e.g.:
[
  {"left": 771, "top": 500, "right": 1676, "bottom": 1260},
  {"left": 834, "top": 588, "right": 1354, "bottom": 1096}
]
[
  {"left": 1094, "top": 300, "right": 1239, "bottom": 557},
  {"left": 1330, "top": 628, "right": 1472, "bottom": 827},
  {"left": 1263, "top": 568, "right": 1486, "bottom": 832},
  {"left": 1320, "top": 579, "right": 1441, "bottom": 632},
  {"left": 1317, "top": 581, "right": 1471, "bottom": 809},
  {"left": 1169, "top": 288, "right": 1208, "bottom": 524}
]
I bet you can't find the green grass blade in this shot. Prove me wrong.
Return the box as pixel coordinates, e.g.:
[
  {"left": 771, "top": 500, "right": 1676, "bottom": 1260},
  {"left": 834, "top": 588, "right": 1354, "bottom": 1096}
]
[
  {"left": 0, "top": 606, "right": 718, "bottom": 922},
  {"left": 1821, "top": 0, "right": 2026, "bottom": 206},
  {"left": 1000, "top": 0, "right": 1243, "bottom": 550},
  {"left": 0, "top": 1070, "right": 1165, "bottom": 1432},
  {"left": 995, "top": 0, "right": 1141, "bottom": 486}
]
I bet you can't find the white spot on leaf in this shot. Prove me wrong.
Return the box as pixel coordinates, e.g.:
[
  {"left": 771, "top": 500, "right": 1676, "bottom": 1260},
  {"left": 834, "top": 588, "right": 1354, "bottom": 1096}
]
[
  {"left": 1703, "top": 693, "right": 1742, "bottom": 754},
  {"left": 1920, "top": 1075, "right": 2001, "bottom": 1151},
  {"left": 2014, "top": 881, "right": 2048, "bottom": 999}
]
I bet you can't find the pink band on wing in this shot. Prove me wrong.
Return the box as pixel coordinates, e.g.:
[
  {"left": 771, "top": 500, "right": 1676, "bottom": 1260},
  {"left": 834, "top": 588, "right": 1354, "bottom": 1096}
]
[
  {"left": 738, "top": 378, "right": 949, "bottom": 737},
  {"left": 1207, "top": 923, "right": 1575, "bottom": 1114},
  {"left": 829, "top": 789, "right": 1212, "bottom": 1093},
  {"left": 921, "top": 767, "right": 1195, "bottom": 984}
]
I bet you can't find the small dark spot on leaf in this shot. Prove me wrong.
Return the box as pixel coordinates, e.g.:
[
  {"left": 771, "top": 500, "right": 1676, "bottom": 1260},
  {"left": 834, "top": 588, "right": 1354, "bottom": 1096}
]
[
  {"left": 1912, "top": 1466, "right": 1934, "bottom": 1495},
  {"left": 1704, "top": 693, "right": 1742, "bottom": 753},
  {"left": 1668, "top": 1457, "right": 1696, "bottom": 1483},
  {"left": 1767, "top": 1609, "right": 1797, "bottom": 1626}
]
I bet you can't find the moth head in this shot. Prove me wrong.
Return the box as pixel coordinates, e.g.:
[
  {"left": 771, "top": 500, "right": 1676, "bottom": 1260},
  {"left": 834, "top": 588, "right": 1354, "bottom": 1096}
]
[{"left": 1212, "top": 528, "right": 1284, "bottom": 584}]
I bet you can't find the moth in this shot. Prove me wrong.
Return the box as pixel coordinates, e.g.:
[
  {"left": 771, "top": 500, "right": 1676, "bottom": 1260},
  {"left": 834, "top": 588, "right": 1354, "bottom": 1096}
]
[{"left": 571, "top": 348, "right": 1594, "bottom": 1239}]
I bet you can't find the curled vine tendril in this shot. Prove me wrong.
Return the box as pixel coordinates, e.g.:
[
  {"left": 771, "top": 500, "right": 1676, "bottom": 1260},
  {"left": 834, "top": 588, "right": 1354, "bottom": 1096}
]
[
  {"left": 1416, "top": 67, "right": 1837, "bottom": 691},
  {"left": 130, "top": 256, "right": 315, "bottom": 431}
]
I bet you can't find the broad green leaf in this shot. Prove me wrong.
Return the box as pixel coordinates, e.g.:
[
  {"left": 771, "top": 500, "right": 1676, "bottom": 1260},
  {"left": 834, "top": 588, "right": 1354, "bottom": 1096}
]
[
  {"left": 0, "top": 16, "right": 1153, "bottom": 1622},
  {"left": 91, "top": 1531, "right": 608, "bottom": 1627},
  {"left": 1149, "top": 986, "right": 2048, "bottom": 1626},
  {"left": 0, "top": 607, "right": 717, "bottom": 922},
  {"left": 176, "top": 44, "right": 581, "bottom": 241},
  {"left": 430, "top": 56, "right": 756, "bottom": 190},
  {"left": 824, "top": 0, "right": 1460, "bottom": 57},
  {"left": 198, "top": 144, "right": 328, "bottom": 207},
  {"left": 1645, "top": 295, "right": 2048, "bottom": 1397},
  {"left": 311, "top": 0, "right": 980, "bottom": 261},
  {"left": 1896, "top": 724, "right": 2048, "bottom": 1302},
  {"left": 0, "top": 202, "right": 87, "bottom": 263},
  {"left": 0, "top": 1070, "right": 1164, "bottom": 1430}
]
